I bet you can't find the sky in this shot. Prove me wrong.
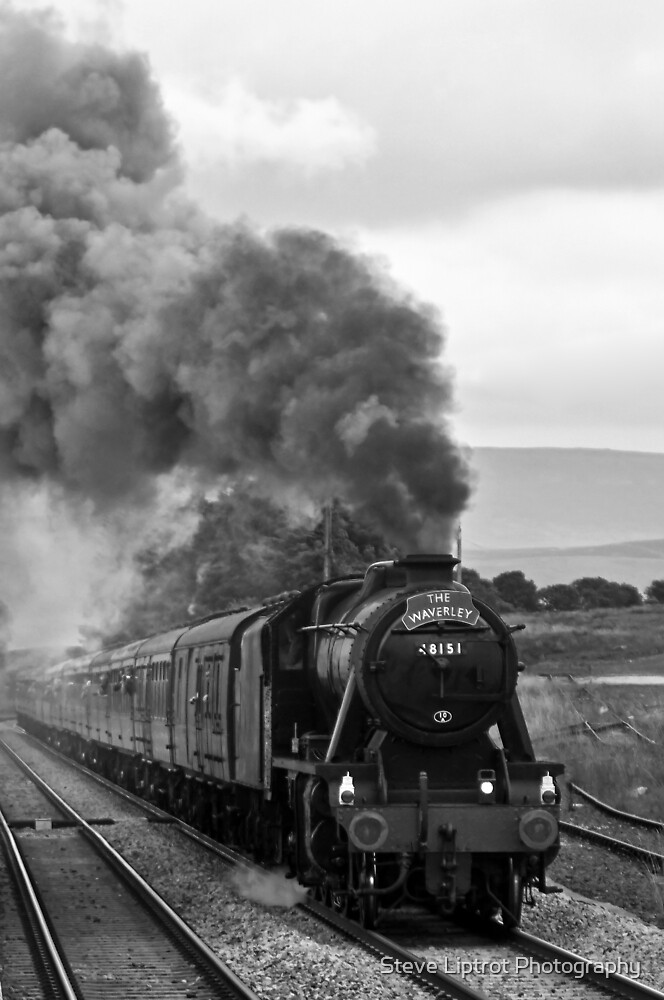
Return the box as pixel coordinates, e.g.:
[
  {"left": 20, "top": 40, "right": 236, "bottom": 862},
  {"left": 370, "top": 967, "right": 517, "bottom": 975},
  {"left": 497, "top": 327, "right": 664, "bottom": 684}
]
[{"left": 11, "top": 0, "right": 664, "bottom": 453}]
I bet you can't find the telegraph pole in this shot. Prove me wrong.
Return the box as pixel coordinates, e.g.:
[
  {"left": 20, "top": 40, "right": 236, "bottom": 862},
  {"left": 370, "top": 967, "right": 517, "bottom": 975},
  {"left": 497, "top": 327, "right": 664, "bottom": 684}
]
[
  {"left": 455, "top": 522, "right": 462, "bottom": 583},
  {"left": 323, "top": 502, "right": 333, "bottom": 578}
]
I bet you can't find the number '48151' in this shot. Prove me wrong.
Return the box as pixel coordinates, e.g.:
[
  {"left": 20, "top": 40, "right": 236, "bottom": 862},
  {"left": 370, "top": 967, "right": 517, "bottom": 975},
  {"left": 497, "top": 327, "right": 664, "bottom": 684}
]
[{"left": 417, "top": 642, "right": 462, "bottom": 656}]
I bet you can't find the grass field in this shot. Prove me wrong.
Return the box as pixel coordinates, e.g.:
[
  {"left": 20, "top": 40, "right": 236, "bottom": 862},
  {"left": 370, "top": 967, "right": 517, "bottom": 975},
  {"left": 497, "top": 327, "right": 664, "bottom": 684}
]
[
  {"left": 509, "top": 603, "right": 664, "bottom": 675},
  {"left": 512, "top": 604, "right": 664, "bottom": 819}
]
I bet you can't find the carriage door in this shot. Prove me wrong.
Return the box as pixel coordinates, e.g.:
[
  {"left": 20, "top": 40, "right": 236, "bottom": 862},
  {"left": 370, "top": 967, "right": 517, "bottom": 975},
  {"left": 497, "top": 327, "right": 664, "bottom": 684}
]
[
  {"left": 183, "top": 648, "right": 199, "bottom": 771},
  {"left": 207, "top": 646, "right": 231, "bottom": 782},
  {"left": 194, "top": 655, "right": 211, "bottom": 772},
  {"left": 83, "top": 674, "right": 92, "bottom": 739},
  {"left": 170, "top": 653, "right": 187, "bottom": 767},
  {"left": 234, "top": 619, "right": 264, "bottom": 787},
  {"left": 141, "top": 664, "right": 153, "bottom": 759}
]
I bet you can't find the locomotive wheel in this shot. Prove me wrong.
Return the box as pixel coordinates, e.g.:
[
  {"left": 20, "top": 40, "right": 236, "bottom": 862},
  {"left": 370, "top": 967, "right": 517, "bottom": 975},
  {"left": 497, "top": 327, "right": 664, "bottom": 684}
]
[
  {"left": 355, "top": 853, "right": 378, "bottom": 929},
  {"left": 500, "top": 859, "right": 523, "bottom": 929}
]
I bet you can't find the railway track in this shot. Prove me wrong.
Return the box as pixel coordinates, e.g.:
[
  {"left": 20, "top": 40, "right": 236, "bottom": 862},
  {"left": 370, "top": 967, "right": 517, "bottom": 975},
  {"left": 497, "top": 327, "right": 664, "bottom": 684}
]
[
  {"left": 133, "top": 812, "right": 664, "bottom": 1000},
  {"left": 6, "top": 728, "right": 664, "bottom": 1000},
  {"left": 559, "top": 783, "right": 664, "bottom": 872},
  {"left": 305, "top": 894, "right": 664, "bottom": 999},
  {"left": 533, "top": 678, "right": 664, "bottom": 874},
  {"left": 570, "top": 783, "right": 664, "bottom": 831},
  {"left": 0, "top": 737, "right": 260, "bottom": 1000},
  {"left": 559, "top": 819, "right": 664, "bottom": 871}
]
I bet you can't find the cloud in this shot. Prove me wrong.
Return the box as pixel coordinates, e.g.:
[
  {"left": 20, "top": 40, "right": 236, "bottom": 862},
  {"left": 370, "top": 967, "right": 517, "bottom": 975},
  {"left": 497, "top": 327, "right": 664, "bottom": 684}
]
[
  {"left": 354, "top": 187, "right": 664, "bottom": 450},
  {"left": 166, "top": 79, "right": 376, "bottom": 177},
  {"left": 160, "top": 0, "right": 664, "bottom": 227},
  {"left": 15, "top": 2, "right": 664, "bottom": 226}
]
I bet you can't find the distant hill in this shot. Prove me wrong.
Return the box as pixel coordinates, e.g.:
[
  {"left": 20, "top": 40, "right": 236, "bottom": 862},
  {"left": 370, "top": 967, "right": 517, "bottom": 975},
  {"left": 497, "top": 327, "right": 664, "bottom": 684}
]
[
  {"left": 464, "top": 537, "right": 664, "bottom": 590},
  {"left": 460, "top": 448, "right": 664, "bottom": 589}
]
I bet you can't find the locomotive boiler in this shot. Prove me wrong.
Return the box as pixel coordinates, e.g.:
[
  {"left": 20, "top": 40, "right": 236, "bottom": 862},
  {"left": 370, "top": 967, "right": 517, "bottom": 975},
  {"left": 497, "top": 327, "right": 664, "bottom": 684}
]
[{"left": 16, "top": 553, "right": 563, "bottom": 928}]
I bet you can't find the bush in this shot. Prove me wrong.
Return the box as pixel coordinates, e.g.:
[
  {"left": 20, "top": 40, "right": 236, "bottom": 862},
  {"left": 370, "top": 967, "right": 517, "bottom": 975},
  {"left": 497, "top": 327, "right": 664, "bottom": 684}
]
[
  {"left": 572, "top": 577, "right": 642, "bottom": 609},
  {"left": 492, "top": 570, "right": 539, "bottom": 611},
  {"left": 539, "top": 583, "right": 581, "bottom": 611},
  {"left": 460, "top": 568, "right": 512, "bottom": 610},
  {"left": 646, "top": 579, "right": 664, "bottom": 604}
]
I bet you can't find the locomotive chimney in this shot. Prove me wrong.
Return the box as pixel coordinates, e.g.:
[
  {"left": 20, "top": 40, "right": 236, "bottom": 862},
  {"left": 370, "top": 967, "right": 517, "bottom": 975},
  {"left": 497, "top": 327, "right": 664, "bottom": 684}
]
[{"left": 395, "top": 553, "right": 459, "bottom": 588}]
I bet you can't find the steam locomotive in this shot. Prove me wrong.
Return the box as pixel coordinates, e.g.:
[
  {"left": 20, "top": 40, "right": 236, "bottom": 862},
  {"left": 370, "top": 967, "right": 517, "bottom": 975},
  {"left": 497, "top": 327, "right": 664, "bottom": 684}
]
[{"left": 15, "top": 553, "right": 563, "bottom": 928}]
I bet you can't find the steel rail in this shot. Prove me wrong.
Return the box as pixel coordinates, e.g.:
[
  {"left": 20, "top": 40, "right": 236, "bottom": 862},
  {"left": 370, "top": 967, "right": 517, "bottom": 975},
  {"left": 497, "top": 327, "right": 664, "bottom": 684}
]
[
  {"left": 510, "top": 928, "right": 664, "bottom": 1000},
  {"left": 4, "top": 733, "right": 492, "bottom": 1000},
  {"left": 300, "top": 895, "right": 664, "bottom": 1000},
  {"left": 570, "top": 782, "right": 664, "bottom": 831},
  {"left": 0, "top": 804, "right": 79, "bottom": 1000},
  {"left": 302, "top": 895, "right": 492, "bottom": 1000},
  {"left": 11, "top": 728, "right": 664, "bottom": 1000},
  {"left": 13, "top": 726, "right": 177, "bottom": 820},
  {"left": 560, "top": 820, "right": 664, "bottom": 870},
  {"left": 0, "top": 738, "right": 260, "bottom": 1000}
]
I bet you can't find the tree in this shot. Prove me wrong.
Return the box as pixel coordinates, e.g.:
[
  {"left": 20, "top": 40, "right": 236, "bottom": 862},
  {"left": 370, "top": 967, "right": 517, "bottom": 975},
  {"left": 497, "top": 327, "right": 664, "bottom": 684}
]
[
  {"left": 102, "top": 486, "right": 398, "bottom": 643},
  {"left": 316, "top": 499, "right": 400, "bottom": 581},
  {"left": 539, "top": 583, "right": 581, "bottom": 612},
  {"left": 189, "top": 492, "right": 397, "bottom": 616},
  {"left": 492, "top": 570, "right": 539, "bottom": 611},
  {"left": 646, "top": 580, "right": 664, "bottom": 604},
  {"left": 459, "top": 568, "right": 509, "bottom": 609},
  {"left": 612, "top": 583, "right": 642, "bottom": 608},
  {"left": 572, "top": 577, "right": 613, "bottom": 609},
  {"left": 572, "top": 577, "right": 642, "bottom": 609}
]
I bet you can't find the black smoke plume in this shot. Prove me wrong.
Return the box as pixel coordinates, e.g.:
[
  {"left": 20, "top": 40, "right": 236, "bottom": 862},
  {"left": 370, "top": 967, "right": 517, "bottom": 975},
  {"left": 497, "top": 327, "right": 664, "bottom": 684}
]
[
  {"left": 0, "top": 5, "right": 469, "bottom": 564},
  {"left": 0, "top": 5, "right": 176, "bottom": 181}
]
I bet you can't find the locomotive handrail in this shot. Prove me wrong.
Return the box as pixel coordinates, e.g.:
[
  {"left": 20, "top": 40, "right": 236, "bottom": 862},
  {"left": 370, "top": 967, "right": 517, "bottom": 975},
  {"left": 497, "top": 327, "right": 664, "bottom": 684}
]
[{"left": 299, "top": 621, "right": 366, "bottom": 634}]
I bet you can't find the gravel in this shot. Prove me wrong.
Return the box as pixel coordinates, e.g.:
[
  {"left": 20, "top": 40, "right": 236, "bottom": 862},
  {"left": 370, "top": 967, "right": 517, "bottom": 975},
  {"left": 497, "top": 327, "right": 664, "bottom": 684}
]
[
  {"left": 565, "top": 797, "right": 664, "bottom": 855},
  {"left": 104, "top": 820, "right": 432, "bottom": 1000},
  {"left": 3, "top": 724, "right": 664, "bottom": 997},
  {"left": 522, "top": 888, "right": 664, "bottom": 991},
  {"left": 1, "top": 727, "right": 429, "bottom": 1000},
  {"left": 549, "top": 832, "right": 664, "bottom": 927},
  {"left": 0, "top": 728, "right": 146, "bottom": 822}
]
